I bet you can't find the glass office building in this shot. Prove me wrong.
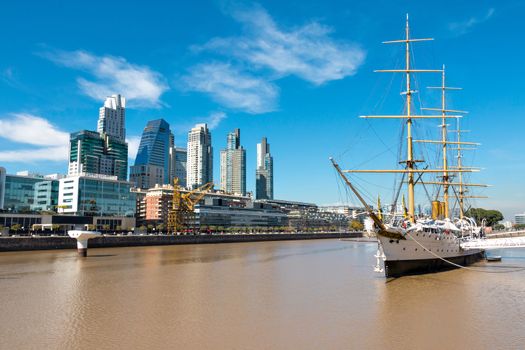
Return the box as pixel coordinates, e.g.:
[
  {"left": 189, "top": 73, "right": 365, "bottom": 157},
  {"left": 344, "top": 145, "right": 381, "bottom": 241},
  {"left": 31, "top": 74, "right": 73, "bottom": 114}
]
[
  {"left": 68, "top": 130, "right": 128, "bottom": 180},
  {"left": 31, "top": 180, "right": 60, "bottom": 212},
  {"left": 131, "top": 119, "right": 174, "bottom": 188},
  {"left": 3, "top": 174, "right": 59, "bottom": 213},
  {"left": 58, "top": 174, "right": 135, "bottom": 217}
]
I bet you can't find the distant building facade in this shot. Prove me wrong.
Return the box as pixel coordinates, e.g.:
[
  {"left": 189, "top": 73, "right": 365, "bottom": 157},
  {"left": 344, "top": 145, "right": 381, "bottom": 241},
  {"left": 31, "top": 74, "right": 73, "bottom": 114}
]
[
  {"left": 58, "top": 174, "right": 135, "bottom": 217},
  {"left": 131, "top": 119, "right": 175, "bottom": 189},
  {"left": 2, "top": 172, "right": 60, "bottom": 213},
  {"left": 187, "top": 123, "right": 213, "bottom": 189},
  {"left": 256, "top": 137, "right": 273, "bottom": 200},
  {"left": 98, "top": 94, "right": 126, "bottom": 142},
  {"left": 172, "top": 147, "right": 187, "bottom": 188},
  {"left": 515, "top": 213, "right": 525, "bottom": 225},
  {"left": 0, "top": 167, "right": 5, "bottom": 210},
  {"left": 31, "top": 179, "right": 60, "bottom": 212},
  {"left": 220, "top": 129, "right": 246, "bottom": 195},
  {"left": 144, "top": 186, "right": 173, "bottom": 225},
  {"left": 68, "top": 130, "right": 128, "bottom": 180},
  {"left": 130, "top": 164, "right": 164, "bottom": 190}
]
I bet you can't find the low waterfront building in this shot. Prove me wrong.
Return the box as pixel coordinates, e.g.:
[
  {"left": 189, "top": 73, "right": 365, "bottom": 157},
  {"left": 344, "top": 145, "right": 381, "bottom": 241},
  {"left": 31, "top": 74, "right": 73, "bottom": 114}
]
[
  {"left": 144, "top": 185, "right": 174, "bottom": 226},
  {"left": 256, "top": 199, "right": 350, "bottom": 231},
  {"left": 135, "top": 184, "right": 253, "bottom": 227},
  {"left": 31, "top": 175, "right": 63, "bottom": 212},
  {"left": 132, "top": 188, "right": 147, "bottom": 227},
  {"left": 195, "top": 205, "right": 287, "bottom": 229},
  {"left": 318, "top": 205, "right": 367, "bottom": 221},
  {"left": 58, "top": 173, "right": 135, "bottom": 217},
  {"left": 0, "top": 213, "right": 135, "bottom": 233},
  {"left": 515, "top": 213, "right": 525, "bottom": 225},
  {"left": 2, "top": 172, "right": 60, "bottom": 213}
]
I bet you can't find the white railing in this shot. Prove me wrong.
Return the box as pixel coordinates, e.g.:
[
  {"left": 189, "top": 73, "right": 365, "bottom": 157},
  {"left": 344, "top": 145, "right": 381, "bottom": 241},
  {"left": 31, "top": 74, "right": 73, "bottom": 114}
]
[{"left": 461, "top": 236, "right": 525, "bottom": 250}]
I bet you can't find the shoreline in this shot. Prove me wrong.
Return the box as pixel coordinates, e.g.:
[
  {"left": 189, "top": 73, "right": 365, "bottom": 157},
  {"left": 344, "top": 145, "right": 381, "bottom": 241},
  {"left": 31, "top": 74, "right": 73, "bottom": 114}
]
[{"left": 0, "top": 232, "right": 362, "bottom": 252}]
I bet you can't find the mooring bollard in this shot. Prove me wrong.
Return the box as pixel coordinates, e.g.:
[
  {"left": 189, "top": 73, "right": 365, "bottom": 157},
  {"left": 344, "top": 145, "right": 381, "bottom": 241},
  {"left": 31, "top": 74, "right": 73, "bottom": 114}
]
[{"left": 67, "top": 230, "right": 101, "bottom": 257}]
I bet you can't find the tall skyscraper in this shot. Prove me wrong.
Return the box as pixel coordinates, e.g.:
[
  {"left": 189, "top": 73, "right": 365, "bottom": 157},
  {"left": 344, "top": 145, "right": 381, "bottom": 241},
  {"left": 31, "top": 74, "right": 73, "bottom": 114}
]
[
  {"left": 130, "top": 119, "right": 174, "bottom": 189},
  {"left": 187, "top": 123, "right": 213, "bottom": 190},
  {"left": 256, "top": 137, "right": 273, "bottom": 200},
  {"left": 0, "top": 167, "right": 6, "bottom": 210},
  {"left": 171, "top": 147, "right": 187, "bottom": 188},
  {"left": 68, "top": 94, "right": 128, "bottom": 180},
  {"left": 98, "top": 94, "right": 126, "bottom": 142},
  {"left": 220, "top": 129, "right": 246, "bottom": 195},
  {"left": 68, "top": 130, "right": 128, "bottom": 180}
]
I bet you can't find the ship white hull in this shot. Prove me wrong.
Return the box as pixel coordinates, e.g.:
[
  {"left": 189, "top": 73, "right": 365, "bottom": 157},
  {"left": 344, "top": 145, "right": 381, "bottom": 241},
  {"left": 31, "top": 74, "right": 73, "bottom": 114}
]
[{"left": 377, "top": 233, "right": 484, "bottom": 277}]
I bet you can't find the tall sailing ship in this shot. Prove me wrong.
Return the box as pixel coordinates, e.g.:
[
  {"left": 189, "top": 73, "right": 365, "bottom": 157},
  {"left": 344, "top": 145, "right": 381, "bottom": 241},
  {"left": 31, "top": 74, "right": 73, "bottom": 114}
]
[{"left": 332, "top": 15, "right": 488, "bottom": 277}]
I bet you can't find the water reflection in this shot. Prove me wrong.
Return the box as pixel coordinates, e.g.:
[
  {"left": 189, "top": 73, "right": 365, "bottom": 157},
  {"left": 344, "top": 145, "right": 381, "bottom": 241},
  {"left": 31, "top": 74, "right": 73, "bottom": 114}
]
[{"left": 0, "top": 242, "right": 524, "bottom": 349}]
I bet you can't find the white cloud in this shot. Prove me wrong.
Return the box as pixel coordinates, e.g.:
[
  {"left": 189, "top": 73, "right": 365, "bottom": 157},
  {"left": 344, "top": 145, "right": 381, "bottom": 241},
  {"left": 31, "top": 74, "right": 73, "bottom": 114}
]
[
  {"left": 126, "top": 135, "right": 141, "bottom": 161},
  {"left": 449, "top": 8, "right": 495, "bottom": 35},
  {"left": 206, "top": 111, "right": 227, "bottom": 129},
  {"left": 0, "top": 113, "right": 69, "bottom": 162},
  {"left": 0, "top": 114, "right": 69, "bottom": 146},
  {"left": 41, "top": 50, "right": 168, "bottom": 108},
  {"left": 0, "top": 146, "right": 68, "bottom": 162},
  {"left": 198, "top": 5, "right": 366, "bottom": 85},
  {"left": 182, "top": 63, "right": 278, "bottom": 114}
]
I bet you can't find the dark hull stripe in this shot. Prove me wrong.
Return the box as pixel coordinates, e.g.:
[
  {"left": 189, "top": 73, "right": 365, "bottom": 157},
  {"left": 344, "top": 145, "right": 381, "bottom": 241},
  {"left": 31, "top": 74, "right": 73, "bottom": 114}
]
[{"left": 385, "top": 251, "right": 485, "bottom": 278}]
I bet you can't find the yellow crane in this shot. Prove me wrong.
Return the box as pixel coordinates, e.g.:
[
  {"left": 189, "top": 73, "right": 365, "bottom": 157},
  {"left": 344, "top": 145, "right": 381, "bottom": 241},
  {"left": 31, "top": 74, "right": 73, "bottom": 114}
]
[{"left": 167, "top": 178, "right": 213, "bottom": 234}]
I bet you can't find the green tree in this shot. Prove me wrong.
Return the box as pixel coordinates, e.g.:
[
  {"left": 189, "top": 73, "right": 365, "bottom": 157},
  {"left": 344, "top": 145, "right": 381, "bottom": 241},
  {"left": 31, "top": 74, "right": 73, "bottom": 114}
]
[
  {"left": 514, "top": 224, "right": 525, "bottom": 230},
  {"left": 465, "top": 208, "right": 504, "bottom": 227},
  {"left": 156, "top": 223, "right": 165, "bottom": 233},
  {"left": 349, "top": 220, "right": 364, "bottom": 231},
  {"left": 11, "top": 224, "right": 22, "bottom": 232}
]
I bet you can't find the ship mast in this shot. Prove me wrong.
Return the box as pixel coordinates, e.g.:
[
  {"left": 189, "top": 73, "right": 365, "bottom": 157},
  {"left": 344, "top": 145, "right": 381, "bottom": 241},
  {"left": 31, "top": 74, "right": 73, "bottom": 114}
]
[
  {"left": 439, "top": 68, "right": 450, "bottom": 218},
  {"left": 456, "top": 118, "right": 466, "bottom": 218},
  {"left": 421, "top": 66, "right": 466, "bottom": 218},
  {"left": 449, "top": 118, "right": 490, "bottom": 218},
  {"left": 337, "top": 15, "right": 478, "bottom": 223},
  {"left": 404, "top": 14, "right": 416, "bottom": 223}
]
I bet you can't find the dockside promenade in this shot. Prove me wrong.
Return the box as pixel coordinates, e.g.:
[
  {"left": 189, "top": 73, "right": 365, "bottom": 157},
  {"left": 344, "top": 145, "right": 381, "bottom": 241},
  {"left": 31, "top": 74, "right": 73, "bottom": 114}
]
[{"left": 0, "top": 232, "right": 362, "bottom": 252}]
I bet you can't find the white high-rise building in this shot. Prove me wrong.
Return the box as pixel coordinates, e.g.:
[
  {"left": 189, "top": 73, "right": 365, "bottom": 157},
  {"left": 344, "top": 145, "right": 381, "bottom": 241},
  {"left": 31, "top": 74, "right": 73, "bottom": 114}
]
[
  {"left": 220, "top": 129, "right": 246, "bottom": 195},
  {"left": 98, "top": 94, "right": 126, "bottom": 142},
  {"left": 186, "top": 123, "right": 213, "bottom": 189}
]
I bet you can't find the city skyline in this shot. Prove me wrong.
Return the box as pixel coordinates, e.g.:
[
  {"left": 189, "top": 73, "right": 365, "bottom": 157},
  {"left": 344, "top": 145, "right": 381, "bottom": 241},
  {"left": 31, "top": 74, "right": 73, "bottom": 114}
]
[{"left": 0, "top": 1, "right": 524, "bottom": 218}]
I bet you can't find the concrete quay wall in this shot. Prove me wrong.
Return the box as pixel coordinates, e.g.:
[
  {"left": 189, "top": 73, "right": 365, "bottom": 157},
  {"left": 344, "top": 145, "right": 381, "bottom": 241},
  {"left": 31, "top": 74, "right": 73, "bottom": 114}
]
[{"left": 0, "top": 232, "right": 362, "bottom": 252}]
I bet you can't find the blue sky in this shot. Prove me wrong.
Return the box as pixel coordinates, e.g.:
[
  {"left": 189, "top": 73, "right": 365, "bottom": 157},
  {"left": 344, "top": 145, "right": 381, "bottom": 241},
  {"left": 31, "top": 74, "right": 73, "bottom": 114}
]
[{"left": 0, "top": 0, "right": 523, "bottom": 219}]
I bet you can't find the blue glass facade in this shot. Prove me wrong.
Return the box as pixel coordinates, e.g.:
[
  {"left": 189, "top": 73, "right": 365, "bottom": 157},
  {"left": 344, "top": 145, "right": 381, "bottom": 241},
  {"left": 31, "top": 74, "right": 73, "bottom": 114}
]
[
  {"left": 77, "top": 177, "right": 135, "bottom": 217},
  {"left": 3, "top": 175, "right": 58, "bottom": 213},
  {"left": 134, "top": 119, "right": 173, "bottom": 184}
]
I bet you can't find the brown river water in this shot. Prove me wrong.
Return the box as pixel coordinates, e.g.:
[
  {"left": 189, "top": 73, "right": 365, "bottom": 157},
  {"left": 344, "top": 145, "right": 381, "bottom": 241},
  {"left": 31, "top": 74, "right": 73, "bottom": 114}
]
[{"left": 1, "top": 239, "right": 524, "bottom": 350}]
